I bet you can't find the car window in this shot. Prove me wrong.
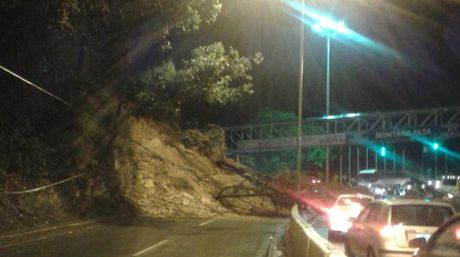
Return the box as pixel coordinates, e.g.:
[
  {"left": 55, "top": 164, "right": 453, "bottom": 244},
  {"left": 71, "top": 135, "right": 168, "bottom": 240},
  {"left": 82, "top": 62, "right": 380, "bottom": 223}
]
[
  {"left": 376, "top": 205, "right": 389, "bottom": 224},
  {"left": 364, "top": 204, "right": 381, "bottom": 223},
  {"left": 336, "top": 196, "right": 372, "bottom": 207},
  {"left": 357, "top": 206, "right": 371, "bottom": 224},
  {"left": 391, "top": 205, "right": 453, "bottom": 226},
  {"left": 430, "top": 219, "right": 460, "bottom": 257}
]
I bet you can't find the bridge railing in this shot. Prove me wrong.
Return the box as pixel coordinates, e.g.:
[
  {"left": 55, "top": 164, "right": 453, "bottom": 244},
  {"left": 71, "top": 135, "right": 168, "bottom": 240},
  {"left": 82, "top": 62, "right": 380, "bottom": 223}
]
[{"left": 225, "top": 106, "right": 460, "bottom": 153}]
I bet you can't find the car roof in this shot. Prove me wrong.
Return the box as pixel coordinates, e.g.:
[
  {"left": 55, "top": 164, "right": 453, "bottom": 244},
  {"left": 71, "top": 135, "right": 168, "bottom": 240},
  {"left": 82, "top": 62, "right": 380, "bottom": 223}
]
[
  {"left": 374, "top": 198, "right": 454, "bottom": 208},
  {"left": 337, "top": 194, "right": 373, "bottom": 199}
]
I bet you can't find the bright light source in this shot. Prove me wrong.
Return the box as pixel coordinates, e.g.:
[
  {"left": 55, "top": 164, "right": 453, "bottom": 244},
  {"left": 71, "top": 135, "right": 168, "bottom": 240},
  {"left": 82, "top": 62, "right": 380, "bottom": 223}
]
[
  {"left": 433, "top": 142, "right": 440, "bottom": 151},
  {"left": 328, "top": 208, "right": 353, "bottom": 232},
  {"left": 313, "top": 23, "right": 321, "bottom": 33},
  {"left": 359, "top": 169, "right": 377, "bottom": 175},
  {"left": 380, "top": 147, "right": 386, "bottom": 157},
  {"left": 456, "top": 229, "right": 460, "bottom": 239},
  {"left": 345, "top": 113, "right": 361, "bottom": 118},
  {"left": 380, "top": 225, "right": 395, "bottom": 238},
  {"left": 322, "top": 113, "right": 361, "bottom": 120},
  {"left": 435, "top": 180, "right": 441, "bottom": 189},
  {"left": 323, "top": 115, "right": 337, "bottom": 120},
  {"left": 374, "top": 187, "right": 385, "bottom": 195},
  {"left": 350, "top": 202, "right": 362, "bottom": 210},
  {"left": 313, "top": 17, "right": 349, "bottom": 36}
]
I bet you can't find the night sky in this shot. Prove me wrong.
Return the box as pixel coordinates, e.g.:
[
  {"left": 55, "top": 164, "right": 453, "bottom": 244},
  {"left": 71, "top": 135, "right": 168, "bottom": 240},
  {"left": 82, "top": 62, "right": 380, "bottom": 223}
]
[{"left": 189, "top": 0, "right": 460, "bottom": 125}]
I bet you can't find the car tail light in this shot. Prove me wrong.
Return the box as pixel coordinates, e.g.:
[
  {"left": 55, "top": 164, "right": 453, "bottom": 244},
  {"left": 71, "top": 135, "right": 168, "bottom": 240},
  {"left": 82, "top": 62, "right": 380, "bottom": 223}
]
[{"left": 380, "top": 225, "right": 395, "bottom": 238}]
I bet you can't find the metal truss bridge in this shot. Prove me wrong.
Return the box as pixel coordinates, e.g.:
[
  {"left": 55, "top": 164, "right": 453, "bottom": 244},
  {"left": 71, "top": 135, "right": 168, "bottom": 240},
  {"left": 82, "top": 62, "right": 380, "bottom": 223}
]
[{"left": 225, "top": 106, "right": 460, "bottom": 155}]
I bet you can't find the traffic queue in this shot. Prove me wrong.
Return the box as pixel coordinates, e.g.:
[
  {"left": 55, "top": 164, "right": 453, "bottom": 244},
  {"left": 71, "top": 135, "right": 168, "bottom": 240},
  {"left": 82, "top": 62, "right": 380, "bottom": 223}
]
[{"left": 327, "top": 171, "right": 460, "bottom": 257}]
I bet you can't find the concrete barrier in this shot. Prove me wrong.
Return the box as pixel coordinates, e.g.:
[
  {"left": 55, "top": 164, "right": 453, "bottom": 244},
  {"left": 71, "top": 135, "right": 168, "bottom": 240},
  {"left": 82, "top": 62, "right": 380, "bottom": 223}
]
[{"left": 286, "top": 205, "right": 346, "bottom": 257}]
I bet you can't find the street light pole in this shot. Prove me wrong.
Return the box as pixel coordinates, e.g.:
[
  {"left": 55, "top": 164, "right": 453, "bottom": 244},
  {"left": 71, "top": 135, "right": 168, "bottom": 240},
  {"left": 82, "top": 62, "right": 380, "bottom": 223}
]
[
  {"left": 325, "top": 35, "right": 331, "bottom": 184},
  {"left": 296, "top": 0, "right": 305, "bottom": 195},
  {"left": 326, "top": 35, "right": 331, "bottom": 118},
  {"left": 313, "top": 18, "right": 347, "bottom": 184}
]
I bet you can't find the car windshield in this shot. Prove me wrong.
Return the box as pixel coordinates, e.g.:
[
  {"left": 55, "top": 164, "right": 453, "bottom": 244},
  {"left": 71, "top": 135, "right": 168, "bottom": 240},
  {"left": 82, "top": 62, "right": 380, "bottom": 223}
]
[
  {"left": 337, "top": 197, "right": 372, "bottom": 207},
  {"left": 391, "top": 205, "right": 454, "bottom": 226}
]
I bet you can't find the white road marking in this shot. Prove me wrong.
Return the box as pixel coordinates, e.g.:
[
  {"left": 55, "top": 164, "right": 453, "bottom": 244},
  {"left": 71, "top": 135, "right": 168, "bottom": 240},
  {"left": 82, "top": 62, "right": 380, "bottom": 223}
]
[
  {"left": 0, "top": 220, "right": 96, "bottom": 240},
  {"left": 199, "top": 218, "right": 217, "bottom": 226},
  {"left": 0, "top": 224, "right": 99, "bottom": 249},
  {"left": 132, "top": 239, "right": 169, "bottom": 256}
]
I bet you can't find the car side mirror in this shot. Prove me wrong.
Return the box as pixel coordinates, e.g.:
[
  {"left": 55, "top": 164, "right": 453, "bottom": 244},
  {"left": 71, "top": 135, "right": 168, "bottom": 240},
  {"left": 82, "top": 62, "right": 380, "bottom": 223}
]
[{"left": 409, "top": 237, "right": 427, "bottom": 249}]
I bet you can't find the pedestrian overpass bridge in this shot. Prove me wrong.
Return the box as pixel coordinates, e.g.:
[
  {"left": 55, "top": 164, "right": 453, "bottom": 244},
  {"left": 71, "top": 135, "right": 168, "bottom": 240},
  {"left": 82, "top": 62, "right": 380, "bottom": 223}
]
[{"left": 224, "top": 106, "right": 460, "bottom": 155}]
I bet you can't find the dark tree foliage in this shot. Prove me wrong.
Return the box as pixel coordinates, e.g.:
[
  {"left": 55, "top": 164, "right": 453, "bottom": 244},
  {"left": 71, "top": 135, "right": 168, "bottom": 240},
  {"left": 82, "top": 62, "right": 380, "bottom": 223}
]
[
  {"left": 0, "top": 0, "right": 239, "bottom": 178},
  {"left": 135, "top": 42, "right": 262, "bottom": 126}
]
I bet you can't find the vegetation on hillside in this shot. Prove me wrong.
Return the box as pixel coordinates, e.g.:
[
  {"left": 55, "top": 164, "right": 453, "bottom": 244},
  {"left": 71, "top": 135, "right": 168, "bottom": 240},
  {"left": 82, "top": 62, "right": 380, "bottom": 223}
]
[
  {"left": 0, "top": 0, "right": 262, "bottom": 179},
  {"left": 242, "top": 108, "right": 330, "bottom": 172}
]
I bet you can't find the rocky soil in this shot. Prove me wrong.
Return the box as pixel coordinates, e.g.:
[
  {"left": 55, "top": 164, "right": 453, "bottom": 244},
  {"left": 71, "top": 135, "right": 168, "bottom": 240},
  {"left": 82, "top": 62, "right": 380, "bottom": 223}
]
[
  {"left": 0, "top": 117, "right": 289, "bottom": 234},
  {"left": 112, "top": 117, "right": 287, "bottom": 218}
]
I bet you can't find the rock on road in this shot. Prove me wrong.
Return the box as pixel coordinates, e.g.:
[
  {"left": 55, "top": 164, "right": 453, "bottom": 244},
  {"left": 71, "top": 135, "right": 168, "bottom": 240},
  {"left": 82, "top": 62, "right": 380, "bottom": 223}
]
[{"left": 1, "top": 216, "right": 286, "bottom": 257}]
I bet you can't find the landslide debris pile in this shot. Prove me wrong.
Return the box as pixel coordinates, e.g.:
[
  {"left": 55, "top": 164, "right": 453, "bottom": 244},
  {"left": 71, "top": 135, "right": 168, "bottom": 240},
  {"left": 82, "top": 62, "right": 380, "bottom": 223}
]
[{"left": 113, "top": 118, "right": 286, "bottom": 218}]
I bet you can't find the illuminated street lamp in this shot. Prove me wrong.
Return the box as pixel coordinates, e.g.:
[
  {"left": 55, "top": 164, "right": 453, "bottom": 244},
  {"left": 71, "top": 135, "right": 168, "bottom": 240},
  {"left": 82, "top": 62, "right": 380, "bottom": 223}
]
[{"left": 312, "top": 16, "right": 349, "bottom": 183}]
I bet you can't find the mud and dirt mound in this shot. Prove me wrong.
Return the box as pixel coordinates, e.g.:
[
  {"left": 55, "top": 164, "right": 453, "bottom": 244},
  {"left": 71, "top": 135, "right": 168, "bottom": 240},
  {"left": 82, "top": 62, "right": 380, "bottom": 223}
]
[{"left": 113, "top": 118, "right": 285, "bottom": 218}]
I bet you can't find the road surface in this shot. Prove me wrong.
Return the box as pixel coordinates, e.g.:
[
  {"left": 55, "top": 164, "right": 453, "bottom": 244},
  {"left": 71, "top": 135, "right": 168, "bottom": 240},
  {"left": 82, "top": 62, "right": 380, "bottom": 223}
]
[{"left": 1, "top": 216, "right": 285, "bottom": 257}]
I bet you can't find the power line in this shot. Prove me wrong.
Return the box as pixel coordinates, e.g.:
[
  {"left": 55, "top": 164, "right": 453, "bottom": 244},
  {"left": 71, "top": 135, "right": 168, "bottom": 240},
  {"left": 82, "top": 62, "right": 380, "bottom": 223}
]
[
  {"left": 0, "top": 64, "right": 80, "bottom": 113},
  {"left": 0, "top": 174, "right": 84, "bottom": 195}
]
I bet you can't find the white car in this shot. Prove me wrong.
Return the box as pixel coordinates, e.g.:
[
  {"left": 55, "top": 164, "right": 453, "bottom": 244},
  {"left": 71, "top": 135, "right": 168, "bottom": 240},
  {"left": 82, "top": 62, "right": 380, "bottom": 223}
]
[
  {"left": 328, "top": 194, "right": 374, "bottom": 239},
  {"left": 345, "top": 199, "right": 455, "bottom": 257}
]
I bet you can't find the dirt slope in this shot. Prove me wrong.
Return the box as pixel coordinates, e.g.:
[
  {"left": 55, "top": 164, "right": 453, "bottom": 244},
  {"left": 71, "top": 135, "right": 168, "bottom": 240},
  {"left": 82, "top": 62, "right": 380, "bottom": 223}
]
[{"left": 113, "top": 117, "right": 279, "bottom": 218}]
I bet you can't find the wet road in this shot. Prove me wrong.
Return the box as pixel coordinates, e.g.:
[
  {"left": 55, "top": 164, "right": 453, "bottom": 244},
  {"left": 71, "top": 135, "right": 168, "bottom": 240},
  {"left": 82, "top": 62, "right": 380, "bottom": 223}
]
[{"left": 1, "top": 216, "right": 285, "bottom": 257}]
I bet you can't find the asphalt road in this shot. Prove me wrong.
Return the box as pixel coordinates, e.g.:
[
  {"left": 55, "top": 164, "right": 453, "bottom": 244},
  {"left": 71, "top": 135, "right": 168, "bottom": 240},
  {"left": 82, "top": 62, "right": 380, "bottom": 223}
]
[{"left": 1, "top": 216, "right": 286, "bottom": 257}]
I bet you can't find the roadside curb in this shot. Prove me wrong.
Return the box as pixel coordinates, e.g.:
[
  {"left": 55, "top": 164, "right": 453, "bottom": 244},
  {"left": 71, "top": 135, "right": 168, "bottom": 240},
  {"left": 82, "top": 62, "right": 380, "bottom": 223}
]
[
  {"left": 267, "top": 222, "right": 288, "bottom": 257},
  {"left": 0, "top": 220, "right": 97, "bottom": 241}
]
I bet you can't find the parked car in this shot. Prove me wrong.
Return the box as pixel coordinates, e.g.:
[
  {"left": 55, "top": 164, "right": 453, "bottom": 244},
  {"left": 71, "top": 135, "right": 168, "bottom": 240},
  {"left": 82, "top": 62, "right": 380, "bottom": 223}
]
[
  {"left": 328, "top": 193, "right": 374, "bottom": 240},
  {"left": 410, "top": 214, "right": 460, "bottom": 257},
  {"left": 345, "top": 199, "right": 455, "bottom": 257}
]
